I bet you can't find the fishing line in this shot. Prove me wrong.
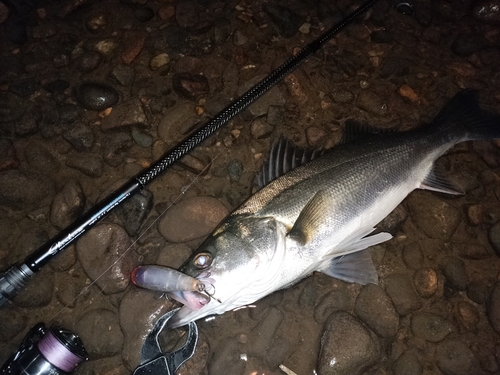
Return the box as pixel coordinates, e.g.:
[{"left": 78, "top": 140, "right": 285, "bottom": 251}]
[{"left": 46, "top": 146, "right": 227, "bottom": 324}]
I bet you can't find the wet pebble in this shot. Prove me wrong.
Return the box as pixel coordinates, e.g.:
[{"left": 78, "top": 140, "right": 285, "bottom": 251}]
[
  {"left": 101, "top": 101, "right": 147, "bottom": 131},
  {"left": 355, "top": 90, "right": 387, "bottom": 116},
  {"left": 306, "top": 126, "right": 328, "bottom": 148},
  {"left": 157, "top": 196, "right": 228, "bottom": 242},
  {"left": 66, "top": 154, "right": 103, "bottom": 177},
  {"left": 74, "top": 82, "right": 119, "bottom": 111},
  {"left": 212, "top": 18, "right": 231, "bottom": 45},
  {"left": 233, "top": 29, "right": 248, "bottom": 46},
  {"left": 318, "top": 311, "right": 380, "bottom": 375},
  {"left": 149, "top": 53, "right": 170, "bottom": 71},
  {"left": 111, "top": 64, "right": 135, "bottom": 86},
  {"left": 487, "top": 282, "right": 500, "bottom": 334},
  {"left": 50, "top": 179, "right": 85, "bottom": 230},
  {"left": 354, "top": 283, "right": 399, "bottom": 338},
  {"left": 329, "top": 89, "right": 355, "bottom": 104},
  {"left": 440, "top": 256, "right": 469, "bottom": 291},
  {"left": 13, "top": 227, "right": 49, "bottom": 262},
  {"left": 0, "top": 170, "right": 54, "bottom": 209},
  {"left": 122, "top": 31, "right": 149, "bottom": 65},
  {"left": 455, "top": 242, "right": 492, "bottom": 259},
  {"left": 384, "top": 274, "right": 422, "bottom": 315},
  {"left": 435, "top": 338, "right": 479, "bottom": 375},
  {"left": 63, "top": 121, "right": 94, "bottom": 151},
  {"left": 457, "top": 301, "right": 479, "bottom": 331},
  {"left": 16, "top": 110, "right": 40, "bottom": 136},
  {"left": 488, "top": 221, "right": 500, "bottom": 256},
  {"left": 228, "top": 159, "right": 243, "bottom": 182},
  {"left": 402, "top": 243, "right": 424, "bottom": 270},
  {"left": 49, "top": 244, "right": 77, "bottom": 272},
  {"left": 467, "top": 280, "right": 490, "bottom": 304},
  {"left": 413, "top": 268, "right": 438, "bottom": 298},
  {"left": 263, "top": 4, "right": 304, "bottom": 38},
  {"left": 407, "top": 192, "right": 461, "bottom": 241},
  {"left": 179, "top": 153, "right": 211, "bottom": 175},
  {"left": 410, "top": 312, "right": 455, "bottom": 342},
  {"left": 119, "top": 288, "right": 173, "bottom": 370},
  {"left": 250, "top": 118, "right": 273, "bottom": 139},
  {"left": 77, "top": 223, "right": 138, "bottom": 294},
  {"left": 86, "top": 13, "right": 107, "bottom": 33},
  {"left": 393, "top": 350, "right": 422, "bottom": 375},
  {"left": 0, "top": 139, "right": 19, "bottom": 171},
  {"left": 172, "top": 72, "right": 210, "bottom": 99},
  {"left": 131, "top": 127, "right": 153, "bottom": 148},
  {"left": 25, "top": 142, "right": 60, "bottom": 174},
  {"left": 103, "top": 132, "right": 133, "bottom": 167},
  {"left": 266, "top": 105, "right": 284, "bottom": 126},
  {"left": 75, "top": 308, "right": 123, "bottom": 359},
  {"left": 115, "top": 189, "right": 153, "bottom": 237}
]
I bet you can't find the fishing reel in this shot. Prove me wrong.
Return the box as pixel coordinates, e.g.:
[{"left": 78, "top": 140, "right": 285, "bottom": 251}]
[{"left": 1, "top": 323, "right": 88, "bottom": 375}]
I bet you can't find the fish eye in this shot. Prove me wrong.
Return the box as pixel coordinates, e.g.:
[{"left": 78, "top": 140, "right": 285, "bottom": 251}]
[{"left": 193, "top": 252, "right": 212, "bottom": 269}]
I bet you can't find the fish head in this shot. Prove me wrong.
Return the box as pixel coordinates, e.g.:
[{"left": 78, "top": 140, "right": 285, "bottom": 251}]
[{"left": 168, "top": 215, "right": 287, "bottom": 328}]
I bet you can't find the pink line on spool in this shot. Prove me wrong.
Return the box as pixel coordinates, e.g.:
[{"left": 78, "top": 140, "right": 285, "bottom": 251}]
[{"left": 38, "top": 330, "right": 84, "bottom": 372}]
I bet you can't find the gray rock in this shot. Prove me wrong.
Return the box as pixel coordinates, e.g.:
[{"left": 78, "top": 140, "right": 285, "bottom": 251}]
[
  {"left": 250, "top": 118, "right": 273, "bottom": 140},
  {"left": 58, "top": 103, "right": 83, "bottom": 124},
  {"left": 209, "top": 337, "right": 245, "bottom": 375},
  {"left": 318, "top": 311, "right": 380, "bottom": 375},
  {"left": 486, "top": 282, "right": 500, "bottom": 334},
  {"left": 101, "top": 101, "right": 147, "bottom": 131},
  {"left": 299, "top": 279, "right": 317, "bottom": 308},
  {"left": 472, "top": 1, "right": 500, "bottom": 24},
  {"left": 131, "top": 127, "right": 153, "bottom": 148},
  {"left": 384, "top": 274, "right": 422, "bottom": 315},
  {"left": 66, "top": 154, "right": 103, "bottom": 177},
  {"left": 440, "top": 256, "right": 469, "bottom": 291},
  {"left": 13, "top": 227, "right": 49, "bottom": 263},
  {"left": 111, "top": 65, "right": 135, "bottom": 86},
  {"left": 378, "top": 204, "right": 408, "bottom": 233},
  {"left": 467, "top": 280, "right": 490, "bottom": 304},
  {"left": 354, "top": 283, "right": 399, "bottom": 337},
  {"left": 50, "top": 180, "right": 86, "bottom": 230},
  {"left": 14, "top": 268, "right": 54, "bottom": 308},
  {"left": 119, "top": 289, "right": 173, "bottom": 370},
  {"left": 0, "top": 170, "right": 54, "bottom": 209},
  {"left": 77, "top": 223, "right": 138, "bottom": 294},
  {"left": 212, "top": 18, "right": 231, "bottom": 45},
  {"left": 233, "top": 29, "right": 248, "bottom": 46},
  {"left": 115, "top": 188, "right": 153, "bottom": 237},
  {"left": 407, "top": 191, "right": 461, "bottom": 241},
  {"left": 172, "top": 73, "right": 210, "bottom": 99},
  {"left": 75, "top": 308, "right": 123, "bottom": 359},
  {"left": 393, "top": 350, "right": 423, "bottom": 375},
  {"left": 74, "top": 50, "right": 102, "bottom": 73},
  {"left": 249, "top": 307, "right": 284, "bottom": 355},
  {"left": 435, "top": 338, "right": 479, "bottom": 375},
  {"left": 228, "top": 159, "right": 243, "bottom": 182},
  {"left": 157, "top": 196, "right": 228, "bottom": 243},
  {"left": 63, "top": 122, "right": 94, "bottom": 151},
  {"left": 410, "top": 312, "right": 455, "bottom": 342},
  {"left": 329, "top": 89, "right": 355, "bottom": 103},
  {"left": 73, "top": 82, "right": 119, "bottom": 111},
  {"left": 157, "top": 102, "right": 197, "bottom": 145},
  {"left": 355, "top": 90, "right": 387, "bottom": 116},
  {"left": 455, "top": 242, "right": 493, "bottom": 259},
  {"left": 25, "top": 142, "right": 60, "bottom": 174}
]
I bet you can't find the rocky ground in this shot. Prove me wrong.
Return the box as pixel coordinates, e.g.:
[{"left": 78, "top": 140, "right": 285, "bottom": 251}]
[{"left": 0, "top": 0, "right": 500, "bottom": 374}]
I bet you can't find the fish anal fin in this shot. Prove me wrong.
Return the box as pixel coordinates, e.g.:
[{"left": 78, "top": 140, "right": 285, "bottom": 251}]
[
  {"left": 319, "top": 250, "right": 378, "bottom": 285},
  {"left": 420, "top": 166, "right": 464, "bottom": 195},
  {"left": 288, "top": 191, "right": 331, "bottom": 245}
]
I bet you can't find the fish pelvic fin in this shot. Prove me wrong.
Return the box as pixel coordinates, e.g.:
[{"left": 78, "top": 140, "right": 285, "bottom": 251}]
[
  {"left": 319, "top": 250, "right": 378, "bottom": 285},
  {"left": 433, "top": 90, "right": 500, "bottom": 141}
]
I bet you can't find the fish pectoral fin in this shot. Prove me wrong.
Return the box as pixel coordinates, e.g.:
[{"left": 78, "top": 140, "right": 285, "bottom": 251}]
[
  {"left": 288, "top": 190, "right": 331, "bottom": 245},
  {"left": 319, "top": 250, "right": 378, "bottom": 285},
  {"left": 420, "top": 166, "right": 464, "bottom": 195}
]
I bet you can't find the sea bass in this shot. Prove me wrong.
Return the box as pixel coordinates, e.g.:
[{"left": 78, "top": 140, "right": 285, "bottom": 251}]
[{"left": 165, "top": 91, "right": 500, "bottom": 328}]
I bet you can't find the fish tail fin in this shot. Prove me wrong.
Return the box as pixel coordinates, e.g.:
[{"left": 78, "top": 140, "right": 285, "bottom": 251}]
[{"left": 434, "top": 90, "right": 500, "bottom": 140}]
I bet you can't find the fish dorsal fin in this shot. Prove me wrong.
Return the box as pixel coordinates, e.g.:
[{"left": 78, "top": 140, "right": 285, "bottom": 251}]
[
  {"left": 256, "top": 136, "right": 323, "bottom": 189},
  {"left": 341, "top": 119, "right": 396, "bottom": 144},
  {"left": 319, "top": 250, "right": 378, "bottom": 285},
  {"left": 419, "top": 165, "right": 464, "bottom": 195},
  {"left": 288, "top": 190, "right": 331, "bottom": 245}
]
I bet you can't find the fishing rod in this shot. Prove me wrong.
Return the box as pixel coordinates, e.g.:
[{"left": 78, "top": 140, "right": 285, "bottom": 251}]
[{"left": 0, "top": 0, "right": 378, "bottom": 307}]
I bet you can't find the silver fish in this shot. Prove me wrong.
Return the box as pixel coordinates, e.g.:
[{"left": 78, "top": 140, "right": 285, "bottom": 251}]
[{"left": 167, "top": 91, "right": 500, "bottom": 328}]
